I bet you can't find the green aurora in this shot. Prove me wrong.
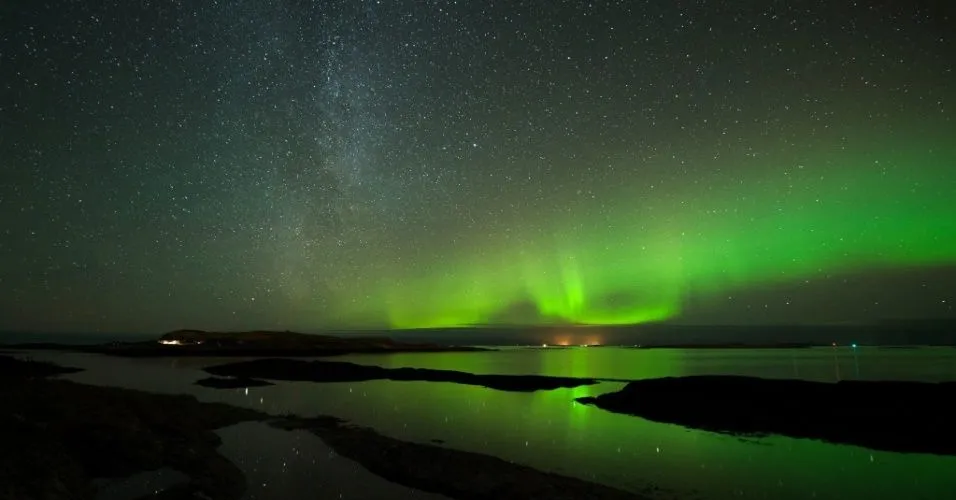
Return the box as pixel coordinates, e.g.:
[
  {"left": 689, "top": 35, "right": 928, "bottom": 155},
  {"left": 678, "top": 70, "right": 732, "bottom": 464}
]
[{"left": 336, "top": 136, "right": 956, "bottom": 329}]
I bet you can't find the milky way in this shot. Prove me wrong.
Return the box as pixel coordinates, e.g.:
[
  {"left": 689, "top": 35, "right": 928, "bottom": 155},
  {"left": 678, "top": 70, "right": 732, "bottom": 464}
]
[{"left": 2, "top": 1, "right": 954, "bottom": 332}]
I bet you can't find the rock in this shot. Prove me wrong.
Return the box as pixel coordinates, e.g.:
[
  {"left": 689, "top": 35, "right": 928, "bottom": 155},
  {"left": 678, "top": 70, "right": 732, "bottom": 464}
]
[
  {"left": 0, "top": 365, "right": 267, "bottom": 500},
  {"left": 0, "top": 355, "right": 83, "bottom": 378},
  {"left": 578, "top": 375, "right": 956, "bottom": 455}
]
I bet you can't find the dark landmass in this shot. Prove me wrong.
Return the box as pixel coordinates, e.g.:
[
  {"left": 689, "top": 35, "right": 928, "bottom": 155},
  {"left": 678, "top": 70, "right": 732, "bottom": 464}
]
[
  {"left": 577, "top": 375, "right": 956, "bottom": 455},
  {"left": 194, "top": 376, "right": 274, "bottom": 389},
  {"left": 204, "top": 358, "right": 597, "bottom": 392},
  {"left": 387, "top": 319, "right": 956, "bottom": 347},
  {"left": 0, "top": 355, "right": 265, "bottom": 500},
  {"left": 272, "top": 416, "right": 649, "bottom": 500},
  {"left": 626, "top": 342, "right": 818, "bottom": 349},
  {"left": 1, "top": 329, "right": 490, "bottom": 357},
  {"left": 0, "top": 355, "right": 84, "bottom": 378},
  {"left": 6, "top": 319, "right": 956, "bottom": 354}
]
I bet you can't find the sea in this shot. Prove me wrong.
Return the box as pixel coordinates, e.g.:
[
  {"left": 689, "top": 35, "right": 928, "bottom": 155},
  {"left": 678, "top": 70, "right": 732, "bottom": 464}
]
[{"left": 12, "top": 345, "right": 956, "bottom": 500}]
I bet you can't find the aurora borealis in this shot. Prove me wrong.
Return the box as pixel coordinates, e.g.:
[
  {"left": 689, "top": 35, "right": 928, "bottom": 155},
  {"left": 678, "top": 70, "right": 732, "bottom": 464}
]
[
  {"left": 2, "top": 1, "right": 955, "bottom": 333},
  {"left": 350, "top": 136, "right": 956, "bottom": 328}
]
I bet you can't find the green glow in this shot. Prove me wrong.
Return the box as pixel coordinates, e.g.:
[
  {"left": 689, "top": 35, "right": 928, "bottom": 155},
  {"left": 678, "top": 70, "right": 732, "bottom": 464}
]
[
  {"left": 321, "top": 348, "right": 956, "bottom": 499},
  {"left": 335, "top": 137, "right": 956, "bottom": 328}
]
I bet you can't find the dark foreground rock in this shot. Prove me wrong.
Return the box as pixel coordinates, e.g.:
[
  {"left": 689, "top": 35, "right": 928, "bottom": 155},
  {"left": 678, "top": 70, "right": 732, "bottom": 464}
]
[
  {"left": 0, "top": 356, "right": 265, "bottom": 500},
  {"left": 205, "top": 358, "right": 597, "bottom": 392},
  {"left": 272, "top": 417, "right": 648, "bottom": 500},
  {"left": 194, "top": 376, "right": 274, "bottom": 389},
  {"left": 577, "top": 375, "right": 956, "bottom": 455},
  {"left": 0, "top": 355, "right": 84, "bottom": 378}
]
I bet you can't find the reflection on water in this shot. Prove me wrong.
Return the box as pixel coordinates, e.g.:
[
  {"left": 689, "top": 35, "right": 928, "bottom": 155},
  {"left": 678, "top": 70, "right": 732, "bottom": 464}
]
[
  {"left": 217, "top": 422, "right": 446, "bottom": 500},
  {"left": 337, "top": 345, "right": 956, "bottom": 382},
  {"left": 26, "top": 348, "right": 956, "bottom": 500}
]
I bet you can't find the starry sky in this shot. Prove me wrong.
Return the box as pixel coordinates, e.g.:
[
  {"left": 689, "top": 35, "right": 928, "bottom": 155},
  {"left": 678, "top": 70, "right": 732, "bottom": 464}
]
[{"left": 2, "top": 0, "right": 955, "bottom": 334}]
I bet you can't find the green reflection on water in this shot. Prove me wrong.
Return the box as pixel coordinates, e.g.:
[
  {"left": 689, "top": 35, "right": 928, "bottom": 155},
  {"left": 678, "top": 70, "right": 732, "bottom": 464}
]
[
  {"left": 342, "top": 346, "right": 956, "bottom": 382},
  {"left": 54, "top": 349, "right": 956, "bottom": 500},
  {"left": 245, "top": 379, "right": 955, "bottom": 500},
  {"left": 305, "top": 348, "right": 956, "bottom": 499},
  {"left": 345, "top": 346, "right": 688, "bottom": 380}
]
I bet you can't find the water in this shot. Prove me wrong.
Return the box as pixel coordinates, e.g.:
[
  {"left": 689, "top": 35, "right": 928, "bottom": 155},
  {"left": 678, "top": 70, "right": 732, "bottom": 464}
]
[
  {"left": 339, "top": 345, "right": 956, "bottom": 382},
  {"left": 216, "top": 422, "right": 447, "bottom": 500},
  {"left": 22, "top": 347, "right": 956, "bottom": 500}
]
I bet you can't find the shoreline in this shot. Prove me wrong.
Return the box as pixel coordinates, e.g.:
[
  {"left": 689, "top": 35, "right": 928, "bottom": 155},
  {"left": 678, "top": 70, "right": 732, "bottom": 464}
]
[
  {"left": 579, "top": 375, "right": 956, "bottom": 455},
  {"left": 1, "top": 356, "right": 265, "bottom": 500},
  {"left": 0, "top": 354, "right": 649, "bottom": 499}
]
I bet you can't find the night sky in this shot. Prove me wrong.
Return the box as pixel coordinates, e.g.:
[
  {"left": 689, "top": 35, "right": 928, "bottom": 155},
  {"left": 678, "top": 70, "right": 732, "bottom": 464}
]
[{"left": 2, "top": 1, "right": 955, "bottom": 333}]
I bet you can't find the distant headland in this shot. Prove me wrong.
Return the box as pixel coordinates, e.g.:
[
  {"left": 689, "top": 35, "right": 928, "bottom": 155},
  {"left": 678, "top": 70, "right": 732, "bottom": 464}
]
[{"left": 2, "top": 329, "right": 489, "bottom": 357}]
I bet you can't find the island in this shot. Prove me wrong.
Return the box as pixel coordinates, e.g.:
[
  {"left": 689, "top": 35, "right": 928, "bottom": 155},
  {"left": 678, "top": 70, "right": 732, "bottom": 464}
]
[
  {"left": 204, "top": 357, "right": 598, "bottom": 392},
  {"left": 577, "top": 375, "right": 956, "bottom": 455}
]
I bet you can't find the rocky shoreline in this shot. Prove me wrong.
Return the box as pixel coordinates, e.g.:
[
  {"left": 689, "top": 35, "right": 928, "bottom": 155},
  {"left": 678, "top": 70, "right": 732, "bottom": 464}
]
[
  {"left": 0, "top": 355, "right": 646, "bottom": 499},
  {"left": 1, "top": 356, "right": 265, "bottom": 500}
]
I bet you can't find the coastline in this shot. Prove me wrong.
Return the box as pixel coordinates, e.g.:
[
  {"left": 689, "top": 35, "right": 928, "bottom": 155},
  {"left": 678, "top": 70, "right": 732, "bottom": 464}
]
[
  {"left": 0, "top": 354, "right": 647, "bottom": 499},
  {"left": 579, "top": 375, "right": 956, "bottom": 455}
]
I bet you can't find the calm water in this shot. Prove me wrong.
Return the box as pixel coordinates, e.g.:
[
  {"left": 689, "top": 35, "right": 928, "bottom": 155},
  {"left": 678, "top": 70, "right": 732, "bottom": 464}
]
[{"left": 25, "top": 347, "right": 956, "bottom": 500}]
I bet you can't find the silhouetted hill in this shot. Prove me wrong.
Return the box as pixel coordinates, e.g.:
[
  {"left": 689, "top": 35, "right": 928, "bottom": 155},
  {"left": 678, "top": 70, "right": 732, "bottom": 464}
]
[{"left": 386, "top": 321, "right": 956, "bottom": 347}]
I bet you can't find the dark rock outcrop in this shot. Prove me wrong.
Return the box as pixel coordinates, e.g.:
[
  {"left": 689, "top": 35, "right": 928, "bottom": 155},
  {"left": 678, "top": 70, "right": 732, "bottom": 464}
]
[
  {"left": 0, "top": 355, "right": 83, "bottom": 378},
  {"left": 578, "top": 375, "right": 956, "bottom": 455},
  {"left": 0, "top": 356, "right": 266, "bottom": 500},
  {"left": 205, "top": 358, "right": 597, "bottom": 392}
]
